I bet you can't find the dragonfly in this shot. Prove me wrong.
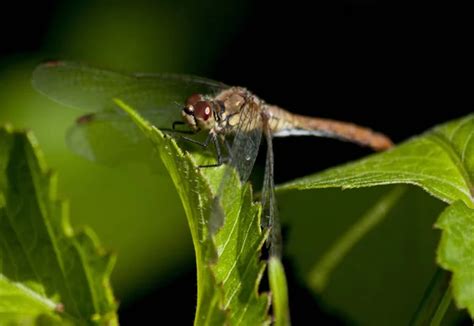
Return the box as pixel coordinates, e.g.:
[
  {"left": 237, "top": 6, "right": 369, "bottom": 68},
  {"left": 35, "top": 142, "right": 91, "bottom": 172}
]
[{"left": 32, "top": 61, "right": 393, "bottom": 258}]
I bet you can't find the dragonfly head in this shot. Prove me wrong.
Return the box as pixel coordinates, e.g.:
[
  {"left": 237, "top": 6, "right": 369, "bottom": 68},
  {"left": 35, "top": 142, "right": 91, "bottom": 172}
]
[{"left": 182, "top": 93, "right": 215, "bottom": 131}]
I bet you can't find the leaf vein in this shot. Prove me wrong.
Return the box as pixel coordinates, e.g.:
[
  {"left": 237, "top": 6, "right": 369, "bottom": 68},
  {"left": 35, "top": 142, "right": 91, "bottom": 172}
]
[{"left": 428, "top": 133, "right": 474, "bottom": 201}]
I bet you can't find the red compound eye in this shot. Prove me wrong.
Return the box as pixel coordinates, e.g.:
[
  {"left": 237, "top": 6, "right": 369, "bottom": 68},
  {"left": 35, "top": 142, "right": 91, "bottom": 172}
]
[
  {"left": 185, "top": 93, "right": 203, "bottom": 106},
  {"left": 194, "top": 101, "right": 212, "bottom": 121}
]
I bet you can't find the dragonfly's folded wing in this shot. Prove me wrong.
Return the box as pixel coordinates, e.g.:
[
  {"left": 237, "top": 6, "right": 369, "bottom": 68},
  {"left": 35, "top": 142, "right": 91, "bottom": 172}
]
[
  {"left": 66, "top": 111, "right": 161, "bottom": 167},
  {"left": 228, "top": 103, "right": 263, "bottom": 183},
  {"left": 261, "top": 124, "right": 281, "bottom": 257}
]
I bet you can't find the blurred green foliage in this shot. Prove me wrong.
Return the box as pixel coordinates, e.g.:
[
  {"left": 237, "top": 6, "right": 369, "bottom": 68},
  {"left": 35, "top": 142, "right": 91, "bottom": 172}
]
[
  {"left": 280, "top": 186, "right": 445, "bottom": 324},
  {"left": 0, "top": 127, "right": 118, "bottom": 324},
  {"left": 0, "top": 0, "right": 249, "bottom": 304}
]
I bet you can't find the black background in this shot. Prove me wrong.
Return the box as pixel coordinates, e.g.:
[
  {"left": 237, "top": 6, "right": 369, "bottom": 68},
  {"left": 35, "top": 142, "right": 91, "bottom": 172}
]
[
  {"left": 1, "top": 0, "right": 471, "bottom": 324},
  {"left": 1, "top": 0, "right": 471, "bottom": 182}
]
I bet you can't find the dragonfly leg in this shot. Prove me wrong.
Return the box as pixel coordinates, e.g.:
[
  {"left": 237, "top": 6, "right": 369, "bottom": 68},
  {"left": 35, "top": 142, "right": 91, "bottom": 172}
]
[
  {"left": 176, "top": 132, "right": 228, "bottom": 168},
  {"left": 160, "top": 121, "right": 197, "bottom": 134},
  {"left": 198, "top": 133, "right": 230, "bottom": 168},
  {"left": 178, "top": 131, "right": 213, "bottom": 148},
  {"left": 173, "top": 121, "right": 185, "bottom": 129}
]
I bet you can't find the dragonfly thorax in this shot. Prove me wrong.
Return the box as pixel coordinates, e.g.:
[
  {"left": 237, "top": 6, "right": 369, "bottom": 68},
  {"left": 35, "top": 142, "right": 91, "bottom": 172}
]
[{"left": 182, "top": 87, "right": 262, "bottom": 135}]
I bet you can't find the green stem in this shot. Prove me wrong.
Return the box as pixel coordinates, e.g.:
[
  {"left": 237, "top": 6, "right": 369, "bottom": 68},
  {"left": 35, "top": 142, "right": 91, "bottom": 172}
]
[
  {"left": 308, "top": 185, "right": 406, "bottom": 291},
  {"left": 410, "top": 268, "right": 452, "bottom": 326},
  {"left": 430, "top": 283, "right": 452, "bottom": 326}
]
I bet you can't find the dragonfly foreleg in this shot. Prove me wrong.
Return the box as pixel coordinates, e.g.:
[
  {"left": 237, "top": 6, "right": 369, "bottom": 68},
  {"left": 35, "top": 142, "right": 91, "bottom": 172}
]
[
  {"left": 176, "top": 131, "right": 212, "bottom": 149},
  {"left": 160, "top": 121, "right": 197, "bottom": 135},
  {"left": 176, "top": 132, "right": 229, "bottom": 168}
]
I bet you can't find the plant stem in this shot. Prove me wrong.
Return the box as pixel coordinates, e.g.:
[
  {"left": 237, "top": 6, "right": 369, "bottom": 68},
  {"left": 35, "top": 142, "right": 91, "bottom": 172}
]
[
  {"left": 410, "top": 268, "right": 452, "bottom": 326},
  {"left": 308, "top": 185, "right": 406, "bottom": 291},
  {"left": 430, "top": 283, "right": 452, "bottom": 326}
]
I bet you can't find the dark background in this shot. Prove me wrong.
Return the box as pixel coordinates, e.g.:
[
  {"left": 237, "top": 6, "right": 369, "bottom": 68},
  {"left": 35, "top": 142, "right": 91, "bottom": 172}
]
[
  {"left": 0, "top": 0, "right": 471, "bottom": 324},
  {"left": 2, "top": 0, "right": 471, "bottom": 183}
]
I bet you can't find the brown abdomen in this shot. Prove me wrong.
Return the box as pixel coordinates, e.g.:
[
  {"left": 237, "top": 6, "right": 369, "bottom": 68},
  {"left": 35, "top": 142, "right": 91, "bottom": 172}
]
[{"left": 268, "top": 106, "right": 393, "bottom": 151}]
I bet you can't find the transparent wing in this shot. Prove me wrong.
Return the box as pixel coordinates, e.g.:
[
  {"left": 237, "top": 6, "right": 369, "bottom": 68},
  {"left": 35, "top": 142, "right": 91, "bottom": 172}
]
[
  {"left": 32, "top": 61, "right": 228, "bottom": 130},
  {"left": 227, "top": 102, "right": 263, "bottom": 183},
  {"left": 213, "top": 106, "right": 281, "bottom": 256},
  {"left": 66, "top": 111, "right": 162, "bottom": 167},
  {"left": 261, "top": 121, "right": 282, "bottom": 257}
]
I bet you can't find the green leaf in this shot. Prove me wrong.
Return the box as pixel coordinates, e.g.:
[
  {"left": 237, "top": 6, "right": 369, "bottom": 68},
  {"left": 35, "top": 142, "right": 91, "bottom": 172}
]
[
  {"left": 277, "top": 114, "right": 474, "bottom": 320},
  {"left": 115, "top": 99, "right": 271, "bottom": 325},
  {"left": 279, "top": 114, "right": 474, "bottom": 206},
  {"left": 435, "top": 201, "right": 474, "bottom": 315},
  {"left": 0, "top": 126, "right": 117, "bottom": 325}
]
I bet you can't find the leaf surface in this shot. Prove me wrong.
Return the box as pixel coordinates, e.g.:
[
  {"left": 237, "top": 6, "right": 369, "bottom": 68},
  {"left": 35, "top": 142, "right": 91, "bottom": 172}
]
[
  {"left": 115, "top": 99, "right": 271, "bottom": 325},
  {"left": 278, "top": 115, "right": 474, "bottom": 320},
  {"left": 0, "top": 126, "right": 117, "bottom": 325}
]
